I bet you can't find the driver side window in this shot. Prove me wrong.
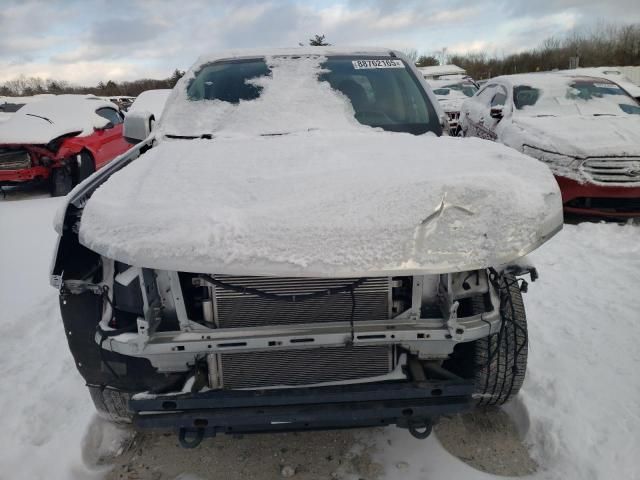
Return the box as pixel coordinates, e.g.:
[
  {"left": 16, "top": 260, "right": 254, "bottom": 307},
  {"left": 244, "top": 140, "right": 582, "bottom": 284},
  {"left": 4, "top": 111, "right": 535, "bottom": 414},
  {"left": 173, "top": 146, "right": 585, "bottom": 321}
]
[{"left": 491, "top": 86, "right": 508, "bottom": 107}]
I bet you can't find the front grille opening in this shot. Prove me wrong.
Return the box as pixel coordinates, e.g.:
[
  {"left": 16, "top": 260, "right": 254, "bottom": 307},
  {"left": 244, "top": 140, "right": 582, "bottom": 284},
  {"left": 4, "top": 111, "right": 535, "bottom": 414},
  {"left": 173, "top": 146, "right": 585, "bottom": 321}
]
[{"left": 566, "top": 197, "right": 640, "bottom": 213}]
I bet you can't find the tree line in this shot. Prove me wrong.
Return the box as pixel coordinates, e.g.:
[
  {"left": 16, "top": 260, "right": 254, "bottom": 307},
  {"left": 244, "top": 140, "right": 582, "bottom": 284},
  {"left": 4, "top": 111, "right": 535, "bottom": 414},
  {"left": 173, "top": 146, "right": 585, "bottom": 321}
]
[
  {"left": 0, "top": 69, "right": 185, "bottom": 97},
  {"left": 449, "top": 23, "right": 640, "bottom": 79}
]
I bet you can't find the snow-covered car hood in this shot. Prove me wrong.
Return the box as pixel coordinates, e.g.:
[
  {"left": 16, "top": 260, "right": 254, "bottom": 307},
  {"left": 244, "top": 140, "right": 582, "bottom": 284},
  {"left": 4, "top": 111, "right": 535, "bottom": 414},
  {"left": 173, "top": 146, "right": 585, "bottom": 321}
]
[
  {"left": 0, "top": 95, "right": 114, "bottom": 145},
  {"left": 509, "top": 115, "right": 640, "bottom": 157},
  {"left": 436, "top": 93, "right": 467, "bottom": 113},
  {"left": 78, "top": 131, "right": 562, "bottom": 277}
]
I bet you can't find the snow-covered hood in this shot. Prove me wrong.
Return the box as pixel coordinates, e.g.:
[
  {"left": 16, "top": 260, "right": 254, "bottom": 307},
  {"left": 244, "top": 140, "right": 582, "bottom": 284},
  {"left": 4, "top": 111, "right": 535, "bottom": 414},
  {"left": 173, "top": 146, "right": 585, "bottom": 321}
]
[
  {"left": 436, "top": 93, "right": 467, "bottom": 113},
  {"left": 510, "top": 115, "right": 640, "bottom": 157},
  {"left": 0, "top": 96, "right": 114, "bottom": 145},
  {"left": 79, "top": 131, "right": 562, "bottom": 277}
]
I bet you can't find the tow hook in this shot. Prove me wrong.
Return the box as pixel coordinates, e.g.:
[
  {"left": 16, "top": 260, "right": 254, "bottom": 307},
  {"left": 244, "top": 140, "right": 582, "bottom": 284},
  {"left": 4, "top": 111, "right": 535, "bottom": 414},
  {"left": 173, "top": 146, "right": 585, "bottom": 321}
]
[
  {"left": 178, "top": 427, "right": 205, "bottom": 448},
  {"left": 408, "top": 421, "right": 433, "bottom": 439}
]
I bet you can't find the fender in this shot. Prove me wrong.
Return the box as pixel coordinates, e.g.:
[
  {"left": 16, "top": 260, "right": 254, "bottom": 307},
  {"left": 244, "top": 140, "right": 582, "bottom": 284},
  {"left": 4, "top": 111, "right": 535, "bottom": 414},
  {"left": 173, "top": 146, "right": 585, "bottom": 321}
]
[{"left": 50, "top": 135, "right": 156, "bottom": 288}]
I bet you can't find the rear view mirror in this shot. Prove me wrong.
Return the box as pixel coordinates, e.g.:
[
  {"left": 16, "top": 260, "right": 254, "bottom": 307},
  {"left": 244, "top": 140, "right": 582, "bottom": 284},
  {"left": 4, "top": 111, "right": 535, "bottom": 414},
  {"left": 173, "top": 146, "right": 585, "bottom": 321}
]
[
  {"left": 123, "top": 111, "right": 154, "bottom": 144},
  {"left": 490, "top": 107, "right": 504, "bottom": 119}
]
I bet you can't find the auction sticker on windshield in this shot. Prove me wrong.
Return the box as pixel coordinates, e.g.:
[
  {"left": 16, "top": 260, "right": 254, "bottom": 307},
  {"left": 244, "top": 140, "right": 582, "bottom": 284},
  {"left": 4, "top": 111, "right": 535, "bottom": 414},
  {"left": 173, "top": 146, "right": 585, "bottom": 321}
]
[{"left": 352, "top": 59, "right": 404, "bottom": 69}]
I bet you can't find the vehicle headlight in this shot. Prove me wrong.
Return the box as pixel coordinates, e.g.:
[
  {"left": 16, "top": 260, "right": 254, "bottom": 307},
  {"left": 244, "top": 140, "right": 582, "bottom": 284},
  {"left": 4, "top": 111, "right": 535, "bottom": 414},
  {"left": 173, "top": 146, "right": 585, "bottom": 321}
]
[{"left": 522, "top": 145, "right": 580, "bottom": 168}]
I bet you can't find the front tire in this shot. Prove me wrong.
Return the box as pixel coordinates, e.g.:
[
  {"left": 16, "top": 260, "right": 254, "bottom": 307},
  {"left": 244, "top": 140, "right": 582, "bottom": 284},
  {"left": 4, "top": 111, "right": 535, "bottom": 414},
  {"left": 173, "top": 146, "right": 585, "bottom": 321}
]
[
  {"left": 49, "top": 167, "right": 73, "bottom": 197},
  {"left": 76, "top": 151, "right": 96, "bottom": 183},
  {"left": 472, "top": 274, "right": 528, "bottom": 406},
  {"left": 445, "top": 273, "right": 528, "bottom": 407}
]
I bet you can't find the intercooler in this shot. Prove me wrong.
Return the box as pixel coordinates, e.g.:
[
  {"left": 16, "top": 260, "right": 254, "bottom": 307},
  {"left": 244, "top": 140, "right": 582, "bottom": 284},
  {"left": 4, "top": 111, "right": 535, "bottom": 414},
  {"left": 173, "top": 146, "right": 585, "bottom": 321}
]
[
  {"left": 0, "top": 149, "right": 30, "bottom": 170},
  {"left": 206, "top": 276, "right": 394, "bottom": 389}
]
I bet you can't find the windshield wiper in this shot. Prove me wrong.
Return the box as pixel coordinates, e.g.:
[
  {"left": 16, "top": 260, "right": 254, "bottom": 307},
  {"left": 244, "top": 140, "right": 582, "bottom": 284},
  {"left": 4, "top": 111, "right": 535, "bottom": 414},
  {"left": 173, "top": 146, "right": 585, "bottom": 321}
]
[
  {"left": 592, "top": 113, "right": 617, "bottom": 117},
  {"left": 165, "top": 134, "right": 213, "bottom": 140},
  {"left": 534, "top": 114, "right": 557, "bottom": 118},
  {"left": 25, "top": 113, "right": 53, "bottom": 124}
]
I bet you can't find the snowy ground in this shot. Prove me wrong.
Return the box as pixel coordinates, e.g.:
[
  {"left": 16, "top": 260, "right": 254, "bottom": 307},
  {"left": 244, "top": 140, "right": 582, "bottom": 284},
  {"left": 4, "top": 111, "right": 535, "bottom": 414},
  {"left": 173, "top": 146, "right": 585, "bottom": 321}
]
[{"left": 0, "top": 190, "right": 638, "bottom": 480}]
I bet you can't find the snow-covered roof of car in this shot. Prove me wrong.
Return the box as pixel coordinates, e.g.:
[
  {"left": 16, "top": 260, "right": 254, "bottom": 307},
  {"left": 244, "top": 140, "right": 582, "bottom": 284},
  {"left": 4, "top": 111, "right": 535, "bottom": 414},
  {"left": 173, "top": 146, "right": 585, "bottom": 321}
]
[
  {"left": 0, "top": 95, "right": 117, "bottom": 145},
  {"left": 192, "top": 46, "right": 396, "bottom": 64},
  {"left": 127, "top": 89, "right": 171, "bottom": 120},
  {"left": 491, "top": 72, "right": 620, "bottom": 86},
  {"left": 418, "top": 65, "right": 466, "bottom": 77}
]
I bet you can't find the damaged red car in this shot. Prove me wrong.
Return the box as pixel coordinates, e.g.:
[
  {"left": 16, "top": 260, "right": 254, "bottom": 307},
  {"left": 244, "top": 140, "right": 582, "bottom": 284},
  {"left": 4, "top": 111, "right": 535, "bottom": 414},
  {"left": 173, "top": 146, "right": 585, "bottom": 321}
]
[{"left": 0, "top": 95, "right": 132, "bottom": 196}]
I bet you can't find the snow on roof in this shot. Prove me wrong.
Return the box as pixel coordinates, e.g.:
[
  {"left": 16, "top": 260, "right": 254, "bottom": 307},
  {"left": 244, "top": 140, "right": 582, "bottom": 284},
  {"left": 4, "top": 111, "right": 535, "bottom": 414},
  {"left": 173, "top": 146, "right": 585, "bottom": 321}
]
[
  {"left": 0, "top": 95, "right": 116, "bottom": 145},
  {"left": 79, "top": 132, "right": 562, "bottom": 277},
  {"left": 418, "top": 65, "right": 466, "bottom": 77},
  {"left": 127, "top": 89, "right": 171, "bottom": 120},
  {"left": 192, "top": 46, "right": 395, "bottom": 65}
]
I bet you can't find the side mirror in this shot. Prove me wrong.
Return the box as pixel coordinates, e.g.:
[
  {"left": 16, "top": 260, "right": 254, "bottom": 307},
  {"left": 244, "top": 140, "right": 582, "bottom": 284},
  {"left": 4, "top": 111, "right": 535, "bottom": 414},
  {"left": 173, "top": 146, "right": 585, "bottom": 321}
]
[
  {"left": 490, "top": 107, "right": 504, "bottom": 120},
  {"left": 123, "top": 111, "right": 154, "bottom": 144}
]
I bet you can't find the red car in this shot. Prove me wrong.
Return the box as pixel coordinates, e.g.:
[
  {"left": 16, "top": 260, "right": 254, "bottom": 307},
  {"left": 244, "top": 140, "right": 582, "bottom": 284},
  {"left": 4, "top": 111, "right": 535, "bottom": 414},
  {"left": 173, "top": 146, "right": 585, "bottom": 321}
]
[{"left": 0, "top": 95, "right": 132, "bottom": 196}]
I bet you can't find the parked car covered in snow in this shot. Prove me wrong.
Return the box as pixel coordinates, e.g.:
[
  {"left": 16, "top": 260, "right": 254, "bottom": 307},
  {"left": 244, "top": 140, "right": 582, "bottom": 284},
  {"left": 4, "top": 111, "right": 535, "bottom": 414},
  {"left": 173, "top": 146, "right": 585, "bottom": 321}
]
[
  {"left": 427, "top": 77, "right": 479, "bottom": 135},
  {"left": 460, "top": 73, "right": 640, "bottom": 217},
  {"left": 0, "top": 95, "right": 132, "bottom": 196},
  {"left": 51, "top": 47, "right": 562, "bottom": 446},
  {"left": 126, "top": 89, "right": 171, "bottom": 123}
]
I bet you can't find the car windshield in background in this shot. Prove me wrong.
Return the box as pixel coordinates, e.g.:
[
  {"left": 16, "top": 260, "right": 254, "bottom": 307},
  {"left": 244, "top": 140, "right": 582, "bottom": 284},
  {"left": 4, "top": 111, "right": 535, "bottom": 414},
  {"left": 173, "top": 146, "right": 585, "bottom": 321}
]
[
  {"left": 433, "top": 82, "right": 478, "bottom": 98},
  {"left": 318, "top": 57, "right": 440, "bottom": 135},
  {"left": 185, "top": 56, "right": 441, "bottom": 136},
  {"left": 513, "top": 79, "right": 640, "bottom": 116}
]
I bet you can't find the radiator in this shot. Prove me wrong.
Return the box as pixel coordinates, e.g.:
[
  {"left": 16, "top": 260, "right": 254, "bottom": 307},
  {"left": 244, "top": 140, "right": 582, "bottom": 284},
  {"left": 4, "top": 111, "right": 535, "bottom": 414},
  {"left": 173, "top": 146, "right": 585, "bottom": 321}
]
[{"left": 0, "top": 149, "right": 30, "bottom": 170}]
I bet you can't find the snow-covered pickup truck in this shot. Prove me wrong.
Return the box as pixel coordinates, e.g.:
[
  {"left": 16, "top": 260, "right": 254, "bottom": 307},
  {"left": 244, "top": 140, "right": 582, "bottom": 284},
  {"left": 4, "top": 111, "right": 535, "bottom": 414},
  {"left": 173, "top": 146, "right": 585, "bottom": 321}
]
[{"left": 51, "top": 47, "right": 562, "bottom": 447}]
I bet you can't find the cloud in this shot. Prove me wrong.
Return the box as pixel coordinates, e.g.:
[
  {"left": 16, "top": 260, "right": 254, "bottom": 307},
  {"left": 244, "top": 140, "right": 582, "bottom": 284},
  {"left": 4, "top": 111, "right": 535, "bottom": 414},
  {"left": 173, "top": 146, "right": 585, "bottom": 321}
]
[
  {"left": 90, "top": 18, "right": 165, "bottom": 46},
  {"left": 0, "top": 0, "right": 638, "bottom": 85}
]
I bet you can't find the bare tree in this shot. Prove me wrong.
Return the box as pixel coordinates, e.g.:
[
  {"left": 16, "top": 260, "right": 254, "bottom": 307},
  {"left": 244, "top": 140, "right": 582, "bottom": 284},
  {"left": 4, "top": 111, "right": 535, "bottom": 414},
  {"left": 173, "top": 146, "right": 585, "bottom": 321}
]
[{"left": 309, "top": 34, "right": 330, "bottom": 46}]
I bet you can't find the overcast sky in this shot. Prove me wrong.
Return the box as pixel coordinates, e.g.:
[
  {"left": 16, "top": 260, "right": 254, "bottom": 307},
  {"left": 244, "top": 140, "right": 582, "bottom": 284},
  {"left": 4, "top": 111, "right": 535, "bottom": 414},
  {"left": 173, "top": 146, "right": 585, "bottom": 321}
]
[{"left": 1, "top": 0, "right": 638, "bottom": 85}]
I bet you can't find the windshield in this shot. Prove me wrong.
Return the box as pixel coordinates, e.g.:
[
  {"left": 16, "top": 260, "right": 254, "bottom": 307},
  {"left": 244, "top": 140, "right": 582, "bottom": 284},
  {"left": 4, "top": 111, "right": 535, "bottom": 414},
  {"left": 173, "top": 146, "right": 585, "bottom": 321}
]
[
  {"left": 318, "top": 57, "right": 440, "bottom": 135},
  {"left": 513, "top": 78, "right": 640, "bottom": 117},
  {"left": 433, "top": 82, "right": 478, "bottom": 98},
  {"left": 170, "top": 55, "right": 441, "bottom": 137}
]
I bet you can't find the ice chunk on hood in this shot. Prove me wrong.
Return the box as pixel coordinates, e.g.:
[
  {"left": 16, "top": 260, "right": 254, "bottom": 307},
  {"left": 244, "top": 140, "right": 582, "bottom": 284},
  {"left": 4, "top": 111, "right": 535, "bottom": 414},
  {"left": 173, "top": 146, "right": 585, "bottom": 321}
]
[{"left": 79, "top": 132, "right": 562, "bottom": 277}]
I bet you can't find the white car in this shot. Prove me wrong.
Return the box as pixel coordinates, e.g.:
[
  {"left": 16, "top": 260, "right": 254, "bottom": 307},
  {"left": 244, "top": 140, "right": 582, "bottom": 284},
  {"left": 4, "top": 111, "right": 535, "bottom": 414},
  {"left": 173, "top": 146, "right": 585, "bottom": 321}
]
[
  {"left": 460, "top": 72, "right": 640, "bottom": 218},
  {"left": 51, "top": 47, "right": 561, "bottom": 447},
  {"left": 427, "top": 77, "right": 479, "bottom": 135}
]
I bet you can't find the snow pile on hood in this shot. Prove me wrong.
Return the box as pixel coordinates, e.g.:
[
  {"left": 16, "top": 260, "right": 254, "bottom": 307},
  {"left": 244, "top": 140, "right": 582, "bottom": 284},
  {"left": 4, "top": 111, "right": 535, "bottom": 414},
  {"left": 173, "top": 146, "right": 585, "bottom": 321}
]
[
  {"left": 0, "top": 95, "right": 115, "bottom": 145},
  {"left": 79, "top": 132, "right": 562, "bottom": 276},
  {"left": 160, "top": 55, "right": 367, "bottom": 138},
  {"left": 127, "top": 89, "right": 171, "bottom": 120}
]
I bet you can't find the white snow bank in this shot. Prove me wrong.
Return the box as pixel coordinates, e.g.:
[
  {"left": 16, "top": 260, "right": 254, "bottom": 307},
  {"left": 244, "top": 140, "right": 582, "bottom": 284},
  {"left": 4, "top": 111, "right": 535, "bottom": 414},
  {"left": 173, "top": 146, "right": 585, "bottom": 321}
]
[
  {"left": 79, "top": 132, "right": 562, "bottom": 276},
  {"left": 0, "top": 196, "right": 99, "bottom": 480},
  {"left": 127, "top": 89, "right": 171, "bottom": 120},
  {"left": 0, "top": 95, "right": 116, "bottom": 145},
  {"left": 368, "top": 221, "right": 640, "bottom": 480}
]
